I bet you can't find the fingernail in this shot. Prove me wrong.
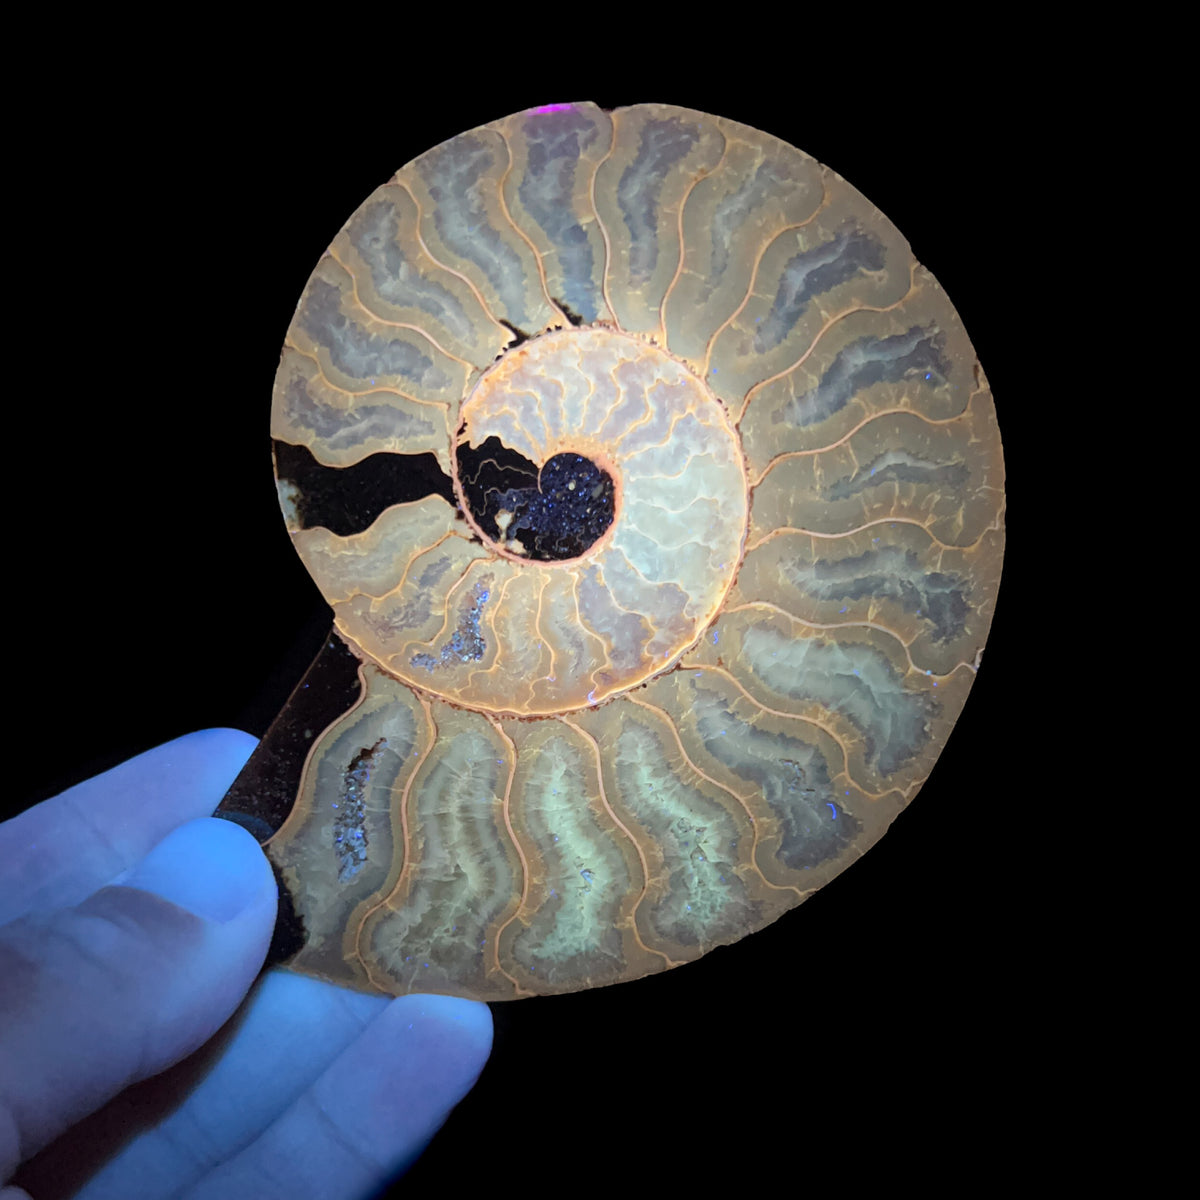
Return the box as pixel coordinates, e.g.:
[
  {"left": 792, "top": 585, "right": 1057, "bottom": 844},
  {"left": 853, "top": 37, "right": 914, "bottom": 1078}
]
[{"left": 117, "top": 817, "right": 272, "bottom": 924}]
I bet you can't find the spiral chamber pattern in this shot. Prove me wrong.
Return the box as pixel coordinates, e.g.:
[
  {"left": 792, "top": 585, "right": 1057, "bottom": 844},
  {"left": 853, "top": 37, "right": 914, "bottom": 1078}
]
[{"left": 266, "top": 102, "right": 1005, "bottom": 1000}]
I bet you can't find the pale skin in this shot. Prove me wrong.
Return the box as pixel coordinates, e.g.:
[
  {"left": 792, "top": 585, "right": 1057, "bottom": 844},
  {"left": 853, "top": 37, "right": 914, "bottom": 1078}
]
[{"left": 0, "top": 729, "right": 493, "bottom": 1199}]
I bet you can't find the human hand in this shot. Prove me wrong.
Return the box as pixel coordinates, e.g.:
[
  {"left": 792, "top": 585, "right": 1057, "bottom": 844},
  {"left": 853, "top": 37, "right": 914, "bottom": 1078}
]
[{"left": 0, "top": 729, "right": 493, "bottom": 1199}]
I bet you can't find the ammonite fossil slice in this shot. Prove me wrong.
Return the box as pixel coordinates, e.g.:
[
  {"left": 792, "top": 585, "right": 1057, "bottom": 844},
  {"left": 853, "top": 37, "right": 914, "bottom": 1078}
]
[{"left": 224, "top": 101, "right": 1005, "bottom": 1000}]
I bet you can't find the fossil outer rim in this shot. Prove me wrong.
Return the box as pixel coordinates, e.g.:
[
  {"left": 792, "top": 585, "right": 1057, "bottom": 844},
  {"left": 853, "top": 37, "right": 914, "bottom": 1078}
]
[{"left": 265, "top": 100, "right": 1005, "bottom": 1000}]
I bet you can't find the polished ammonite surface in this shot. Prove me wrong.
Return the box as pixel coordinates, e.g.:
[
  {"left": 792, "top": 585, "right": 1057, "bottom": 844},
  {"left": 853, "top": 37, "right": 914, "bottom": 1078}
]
[{"left": 261, "top": 101, "right": 1004, "bottom": 999}]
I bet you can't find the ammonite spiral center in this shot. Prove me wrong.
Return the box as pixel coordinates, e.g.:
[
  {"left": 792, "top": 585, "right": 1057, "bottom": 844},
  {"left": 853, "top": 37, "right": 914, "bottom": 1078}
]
[{"left": 451, "top": 325, "right": 747, "bottom": 686}]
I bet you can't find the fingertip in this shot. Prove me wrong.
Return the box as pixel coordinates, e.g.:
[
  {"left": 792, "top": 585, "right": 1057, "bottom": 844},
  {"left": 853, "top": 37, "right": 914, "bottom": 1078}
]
[
  {"left": 380, "top": 994, "right": 493, "bottom": 1090},
  {"left": 187, "top": 726, "right": 259, "bottom": 757},
  {"left": 156, "top": 727, "right": 259, "bottom": 783},
  {"left": 0, "top": 730, "right": 265, "bottom": 928},
  {"left": 231, "top": 992, "right": 494, "bottom": 1193},
  {"left": 1, "top": 818, "right": 278, "bottom": 1169},
  {"left": 409, "top": 994, "right": 494, "bottom": 1062},
  {"left": 118, "top": 816, "right": 277, "bottom": 926}
]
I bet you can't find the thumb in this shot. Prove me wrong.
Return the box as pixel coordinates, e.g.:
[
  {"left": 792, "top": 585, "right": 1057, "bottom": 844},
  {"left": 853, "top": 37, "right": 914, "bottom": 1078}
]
[{"left": 0, "top": 817, "right": 277, "bottom": 1180}]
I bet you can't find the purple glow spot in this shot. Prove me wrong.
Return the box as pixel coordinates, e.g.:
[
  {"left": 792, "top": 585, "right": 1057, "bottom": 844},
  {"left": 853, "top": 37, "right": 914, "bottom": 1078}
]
[{"left": 533, "top": 103, "right": 573, "bottom": 113}]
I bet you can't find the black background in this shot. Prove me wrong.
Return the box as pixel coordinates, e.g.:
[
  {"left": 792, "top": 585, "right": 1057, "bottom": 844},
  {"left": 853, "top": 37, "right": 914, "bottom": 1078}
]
[{"left": 8, "top": 39, "right": 1055, "bottom": 1195}]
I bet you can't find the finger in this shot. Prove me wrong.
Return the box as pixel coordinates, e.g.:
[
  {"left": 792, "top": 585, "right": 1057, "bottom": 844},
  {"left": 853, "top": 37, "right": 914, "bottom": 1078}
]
[
  {"left": 0, "top": 728, "right": 257, "bottom": 925},
  {"left": 185, "top": 994, "right": 492, "bottom": 1200},
  {"left": 29, "top": 973, "right": 393, "bottom": 1200},
  {"left": 0, "top": 817, "right": 276, "bottom": 1180}
]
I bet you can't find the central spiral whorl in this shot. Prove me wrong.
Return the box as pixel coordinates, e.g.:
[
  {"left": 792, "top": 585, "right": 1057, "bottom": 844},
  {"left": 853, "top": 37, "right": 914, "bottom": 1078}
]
[
  {"left": 295, "top": 326, "right": 748, "bottom": 716},
  {"left": 454, "top": 443, "right": 616, "bottom": 562},
  {"left": 452, "top": 327, "right": 746, "bottom": 705}
]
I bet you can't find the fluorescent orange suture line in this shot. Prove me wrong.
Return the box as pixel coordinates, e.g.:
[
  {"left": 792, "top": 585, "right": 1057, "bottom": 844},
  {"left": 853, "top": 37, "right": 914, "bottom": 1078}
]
[
  {"left": 591, "top": 112, "right": 623, "bottom": 332},
  {"left": 567, "top": 572, "right": 613, "bottom": 699},
  {"left": 519, "top": 385, "right": 555, "bottom": 450},
  {"left": 326, "top": 246, "right": 479, "bottom": 371},
  {"left": 487, "top": 718, "right": 535, "bottom": 998},
  {"left": 264, "top": 657, "right": 373, "bottom": 851},
  {"left": 731, "top": 597, "right": 920, "bottom": 642},
  {"left": 701, "top": 183, "right": 832, "bottom": 380},
  {"left": 599, "top": 380, "right": 654, "bottom": 448},
  {"left": 618, "top": 405, "right": 693, "bottom": 461},
  {"left": 282, "top": 340, "right": 452, "bottom": 409},
  {"left": 463, "top": 569, "right": 518, "bottom": 695},
  {"left": 363, "top": 529, "right": 464, "bottom": 607},
  {"left": 657, "top": 139, "right": 724, "bottom": 348},
  {"left": 408, "top": 557, "right": 486, "bottom": 664},
  {"left": 743, "top": 516, "right": 991, "bottom": 555},
  {"left": 533, "top": 573, "right": 557, "bottom": 696},
  {"left": 723, "top": 599, "right": 979, "bottom": 679},
  {"left": 392, "top": 178, "right": 511, "bottom": 344},
  {"left": 354, "top": 691, "right": 438, "bottom": 992},
  {"left": 749, "top": 401, "right": 980, "bottom": 488},
  {"left": 684, "top": 662, "right": 896, "bottom": 803},
  {"left": 623, "top": 694, "right": 803, "bottom": 899},
  {"left": 734, "top": 260, "right": 920, "bottom": 427},
  {"left": 493, "top": 124, "right": 570, "bottom": 329},
  {"left": 559, "top": 711, "right": 682, "bottom": 971}
]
